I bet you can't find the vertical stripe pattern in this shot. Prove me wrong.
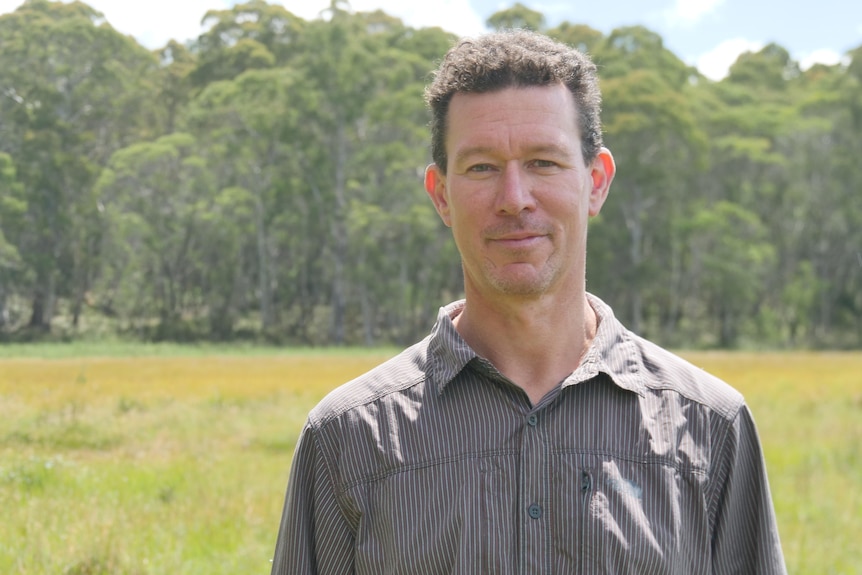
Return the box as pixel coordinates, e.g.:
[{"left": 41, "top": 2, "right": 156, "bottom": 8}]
[{"left": 270, "top": 294, "right": 787, "bottom": 574}]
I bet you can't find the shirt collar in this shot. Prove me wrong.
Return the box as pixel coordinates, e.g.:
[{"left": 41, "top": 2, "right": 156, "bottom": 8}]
[
  {"left": 568, "top": 293, "right": 646, "bottom": 396},
  {"left": 426, "top": 300, "right": 476, "bottom": 394},
  {"left": 425, "top": 294, "right": 646, "bottom": 397}
]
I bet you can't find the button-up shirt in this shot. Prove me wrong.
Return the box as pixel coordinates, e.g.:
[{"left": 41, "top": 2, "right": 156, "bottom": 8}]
[{"left": 271, "top": 294, "right": 786, "bottom": 574}]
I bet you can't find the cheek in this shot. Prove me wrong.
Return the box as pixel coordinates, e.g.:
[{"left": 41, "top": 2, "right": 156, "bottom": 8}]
[{"left": 449, "top": 194, "right": 485, "bottom": 226}]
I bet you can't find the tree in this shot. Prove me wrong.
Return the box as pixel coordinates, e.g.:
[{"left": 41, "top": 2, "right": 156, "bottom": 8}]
[
  {"left": 281, "top": 9, "right": 397, "bottom": 343},
  {"left": 0, "top": 3, "right": 858, "bottom": 347},
  {"left": 486, "top": 3, "right": 545, "bottom": 31},
  {"left": 344, "top": 18, "right": 457, "bottom": 343},
  {"left": 0, "top": 153, "right": 26, "bottom": 330},
  {"left": 600, "top": 25, "right": 695, "bottom": 87},
  {"left": 94, "top": 133, "right": 215, "bottom": 337},
  {"left": 186, "top": 68, "right": 314, "bottom": 334},
  {"left": 153, "top": 41, "right": 198, "bottom": 136},
  {"left": 547, "top": 22, "right": 604, "bottom": 56},
  {"left": 0, "top": 0, "right": 157, "bottom": 330},
  {"left": 594, "top": 66, "right": 706, "bottom": 338},
  {"left": 727, "top": 43, "right": 799, "bottom": 92},
  {"left": 683, "top": 202, "right": 775, "bottom": 347},
  {"left": 190, "top": 0, "right": 305, "bottom": 86}
]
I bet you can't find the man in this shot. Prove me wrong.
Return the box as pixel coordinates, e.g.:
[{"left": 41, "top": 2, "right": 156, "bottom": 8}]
[{"left": 271, "top": 29, "right": 786, "bottom": 574}]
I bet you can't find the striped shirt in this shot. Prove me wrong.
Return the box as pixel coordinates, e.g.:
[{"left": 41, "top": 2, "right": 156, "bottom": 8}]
[{"left": 271, "top": 294, "right": 786, "bottom": 574}]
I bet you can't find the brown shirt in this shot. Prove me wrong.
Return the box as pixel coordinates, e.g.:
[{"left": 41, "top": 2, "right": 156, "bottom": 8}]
[{"left": 271, "top": 294, "right": 786, "bottom": 574}]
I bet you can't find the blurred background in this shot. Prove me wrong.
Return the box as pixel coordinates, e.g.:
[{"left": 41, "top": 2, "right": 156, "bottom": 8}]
[{"left": 0, "top": 0, "right": 859, "bottom": 349}]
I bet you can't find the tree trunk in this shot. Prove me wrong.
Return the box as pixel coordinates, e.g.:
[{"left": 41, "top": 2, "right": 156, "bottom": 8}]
[
  {"left": 0, "top": 286, "right": 8, "bottom": 330},
  {"left": 330, "top": 118, "right": 349, "bottom": 345},
  {"left": 29, "top": 271, "right": 56, "bottom": 331},
  {"left": 254, "top": 193, "right": 274, "bottom": 331}
]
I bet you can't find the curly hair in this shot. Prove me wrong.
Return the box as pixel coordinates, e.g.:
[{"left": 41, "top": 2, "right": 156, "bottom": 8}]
[{"left": 425, "top": 29, "right": 604, "bottom": 172}]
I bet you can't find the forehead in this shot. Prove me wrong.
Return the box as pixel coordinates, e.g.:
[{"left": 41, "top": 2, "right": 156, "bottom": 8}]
[{"left": 445, "top": 84, "right": 582, "bottom": 159}]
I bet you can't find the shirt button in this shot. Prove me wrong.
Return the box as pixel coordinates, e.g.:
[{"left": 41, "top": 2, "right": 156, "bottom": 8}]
[
  {"left": 527, "top": 414, "right": 538, "bottom": 427},
  {"left": 528, "top": 504, "right": 543, "bottom": 519}
]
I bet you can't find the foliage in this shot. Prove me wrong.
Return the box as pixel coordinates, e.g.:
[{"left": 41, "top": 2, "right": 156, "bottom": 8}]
[
  {"left": 0, "top": 0, "right": 859, "bottom": 348},
  {"left": 486, "top": 2, "right": 545, "bottom": 31}
]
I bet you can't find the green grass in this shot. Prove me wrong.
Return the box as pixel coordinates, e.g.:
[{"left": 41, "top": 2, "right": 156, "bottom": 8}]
[
  {"left": 0, "top": 340, "right": 399, "bottom": 359},
  {"left": 0, "top": 348, "right": 859, "bottom": 574},
  {"left": 0, "top": 350, "right": 394, "bottom": 575},
  {"left": 682, "top": 351, "right": 862, "bottom": 574}
]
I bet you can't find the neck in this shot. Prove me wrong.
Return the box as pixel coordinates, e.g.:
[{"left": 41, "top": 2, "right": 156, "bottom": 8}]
[{"left": 454, "top": 289, "right": 597, "bottom": 406}]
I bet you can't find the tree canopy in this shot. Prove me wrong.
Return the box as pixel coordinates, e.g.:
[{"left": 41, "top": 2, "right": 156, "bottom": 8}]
[{"left": 0, "top": 0, "right": 859, "bottom": 349}]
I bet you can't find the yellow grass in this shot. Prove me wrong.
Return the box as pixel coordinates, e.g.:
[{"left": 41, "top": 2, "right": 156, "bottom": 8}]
[{"left": 0, "top": 349, "right": 860, "bottom": 574}]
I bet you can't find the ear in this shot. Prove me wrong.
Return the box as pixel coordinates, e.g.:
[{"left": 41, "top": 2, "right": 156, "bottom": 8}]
[
  {"left": 424, "top": 163, "right": 452, "bottom": 227},
  {"left": 588, "top": 147, "right": 615, "bottom": 217}
]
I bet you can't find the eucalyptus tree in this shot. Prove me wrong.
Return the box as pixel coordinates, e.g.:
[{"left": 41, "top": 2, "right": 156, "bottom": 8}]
[
  {"left": 185, "top": 67, "right": 316, "bottom": 335},
  {"left": 588, "top": 25, "right": 707, "bottom": 340},
  {"left": 94, "top": 133, "right": 215, "bottom": 337},
  {"left": 780, "top": 46, "right": 862, "bottom": 345},
  {"left": 340, "top": 12, "right": 459, "bottom": 344},
  {"left": 688, "top": 42, "right": 840, "bottom": 345},
  {"left": 191, "top": 0, "right": 305, "bottom": 86},
  {"left": 0, "top": 153, "right": 25, "bottom": 330},
  {"left": 546, "top": 22, "right": 605, "bottom": 56},
  {"left": 154, "top": 41, "right": 198, "bottom": 136},
  {"left": 0, "top": 0, "right": 158, "bottom": 330},
  {"left": 261, "top": 7, "right": 402, "bottom": 343},
  {"left": 486, "top": 3, "right": 545, "bottom": 31},
  {"left": 683, "top": 201, "right": 775, "bottom": 347}
]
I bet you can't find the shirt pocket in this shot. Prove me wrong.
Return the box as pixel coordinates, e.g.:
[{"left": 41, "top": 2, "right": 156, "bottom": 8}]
[{"left": 553, "top": 454, "right": 710, "bottom": 574}]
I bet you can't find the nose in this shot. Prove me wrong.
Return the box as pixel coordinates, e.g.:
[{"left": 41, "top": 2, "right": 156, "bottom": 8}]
[{"left": 495, "top": 162, "right": 536, "bottom": 216}]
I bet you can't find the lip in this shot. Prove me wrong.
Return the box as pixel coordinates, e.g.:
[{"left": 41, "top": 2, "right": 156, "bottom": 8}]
[
  {"left": 489, "top": 233, "right": 546, "bottom": 247},
  {"left": 494, "top": 232, "right": 541, "bottom": 240}
]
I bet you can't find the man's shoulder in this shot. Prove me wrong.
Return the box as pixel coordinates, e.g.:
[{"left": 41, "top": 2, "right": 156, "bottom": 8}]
[
  {"left": 307, "top": 338, "right": 431, "bottom": 428},
  {"left": 629, "top": 333, "right": 745, "bottom": 421},
  {"left": 590, "top": 293, "right": 744, "bottom": 420}
]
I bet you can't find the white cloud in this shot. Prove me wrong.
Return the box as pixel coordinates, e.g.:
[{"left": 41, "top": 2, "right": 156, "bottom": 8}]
[
  {"left": 278, "top": 1, "right": 487, "bottom": 39},
  {"left": 94, "top": 0, "right": 236, "bottom": 47},
  {"left": 695, "top": 43, "right": 849, "bottom": 81},
  {"left": 665, "top": 0, "right": 725, "bottom": 27},
  {"left": 695, "top": 37, "right": 763, "bottom": 81},
  {"left": 0, "top": 0, "right": 485, "bottom": 50},
  {"left": 0, "top": 0, "right": 24, "bottom": 14},
  {"left": 797, "top": 48, "right": 847, "bottom": 70},
  {"left": 0, "top": 0, "right": 233, "bottom": 48}
]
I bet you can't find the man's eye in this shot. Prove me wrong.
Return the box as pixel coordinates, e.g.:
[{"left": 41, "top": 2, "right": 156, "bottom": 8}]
[
  {"left": 468, "top": 164, "right": 493, "bottom": 173},
  {"left": 532, "top": 159, "right": 558, "bottom": 168}
]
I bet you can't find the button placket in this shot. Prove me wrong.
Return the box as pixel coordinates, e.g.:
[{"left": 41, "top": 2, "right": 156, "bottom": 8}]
[{"left": 520, "top": 406, "right": 547, "bottom": 573}]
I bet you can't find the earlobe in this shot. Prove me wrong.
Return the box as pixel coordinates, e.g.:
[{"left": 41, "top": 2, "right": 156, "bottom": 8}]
[
  {"left": 588, "top": 148, "right": 615, "bottom": 217},
  {"left": 424, "top": 163, "right": 452, "bottom": 226}
]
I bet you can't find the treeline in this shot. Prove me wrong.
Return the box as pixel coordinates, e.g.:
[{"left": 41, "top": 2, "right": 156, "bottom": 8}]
[{"left": 0, "top": 0, "right": 860, "bottom": 349}]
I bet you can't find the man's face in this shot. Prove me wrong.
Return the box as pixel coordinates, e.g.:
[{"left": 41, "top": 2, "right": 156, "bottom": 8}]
[{"left": 424, "top": 84, "right": 614, "bottom": 301}]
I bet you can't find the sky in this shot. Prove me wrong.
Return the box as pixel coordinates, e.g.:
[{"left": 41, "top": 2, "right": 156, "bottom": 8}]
[{"left": 1, "top": 0, "right": 860, "bottom": 80}]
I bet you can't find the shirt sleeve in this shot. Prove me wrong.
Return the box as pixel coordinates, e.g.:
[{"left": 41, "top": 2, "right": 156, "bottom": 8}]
[
  {"left": 270, "top": 421, "right": 355, "bottom": 575},
  {"left": 710, "top": 403, "right": 787, "bottom": 574}
]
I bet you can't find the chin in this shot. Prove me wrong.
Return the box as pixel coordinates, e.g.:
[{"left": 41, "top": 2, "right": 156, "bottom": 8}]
[{"left": 487, "top": 274, "right": 553, "bottom": 297}]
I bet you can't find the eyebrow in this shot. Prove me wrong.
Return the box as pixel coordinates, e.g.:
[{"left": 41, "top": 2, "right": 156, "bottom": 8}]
[{"left": 452, "top": 143, "right": 574, "bottom": 166}]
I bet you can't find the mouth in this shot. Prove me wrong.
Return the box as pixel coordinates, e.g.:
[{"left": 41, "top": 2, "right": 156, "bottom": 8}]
[
  {"left": 489, "top": 232, "right": 546, "bottom": 248},
  {"left": 494, "top": 231, "right": 540, "bottom": 240}
]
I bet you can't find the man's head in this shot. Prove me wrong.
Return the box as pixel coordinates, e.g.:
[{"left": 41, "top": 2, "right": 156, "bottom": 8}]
[{"left": 425, "top": 29, "right": 603, "bottom": 173}]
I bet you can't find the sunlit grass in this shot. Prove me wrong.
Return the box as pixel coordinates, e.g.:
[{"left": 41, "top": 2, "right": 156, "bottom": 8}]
[
  {"left": 0, "top": 349, "right": 859, "bottom": 574},
  {"left": 0, "top": 350, "right": 394, "bottom": 575},
  {"left": 681, "top": 352, "right": 862, "bottom": 574}
]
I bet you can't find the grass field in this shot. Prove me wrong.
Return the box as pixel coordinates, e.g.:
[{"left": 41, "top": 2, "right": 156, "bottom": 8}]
[{"left": 0, "top": 345, "right": 860, "bottom": 574}]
